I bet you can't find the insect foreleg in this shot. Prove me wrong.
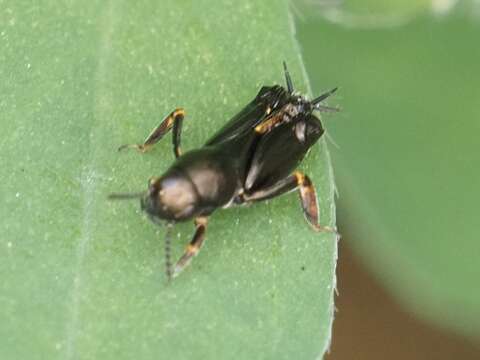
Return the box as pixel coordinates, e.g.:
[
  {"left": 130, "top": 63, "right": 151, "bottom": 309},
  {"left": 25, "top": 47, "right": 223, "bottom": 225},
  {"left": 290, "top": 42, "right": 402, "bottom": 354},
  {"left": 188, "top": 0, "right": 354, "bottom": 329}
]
[
  {"left": 118, "top": 108, "right": 185, "bottom": 157},
  {"left": 172, "top": 217, "right": 208, "bottom": 278}
]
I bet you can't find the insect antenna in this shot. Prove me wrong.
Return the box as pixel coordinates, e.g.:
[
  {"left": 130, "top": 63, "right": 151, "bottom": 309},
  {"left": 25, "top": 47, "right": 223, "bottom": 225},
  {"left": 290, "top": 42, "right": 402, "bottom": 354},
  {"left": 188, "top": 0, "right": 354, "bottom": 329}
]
[
  {"left": 311, "top": 87, "right": 338, "bottom": 107},
  {"left": 316, "top": 104, "right": 341, "bottom": 113},
  {"left": 165, "top": 223, "right": 174, "bottom": 281},
  {"left": 107, "top": 192, "right": 144, "bottom": 200},
  {"left": 283, "top": 61, "right": 294, "bottom": 94}
]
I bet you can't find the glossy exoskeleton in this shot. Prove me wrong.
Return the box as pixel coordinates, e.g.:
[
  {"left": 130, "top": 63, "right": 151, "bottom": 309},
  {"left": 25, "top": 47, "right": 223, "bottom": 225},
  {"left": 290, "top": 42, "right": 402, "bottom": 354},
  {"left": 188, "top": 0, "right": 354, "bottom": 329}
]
[{"left": 109, "top": 63, "right": 338, "bottom": 279}]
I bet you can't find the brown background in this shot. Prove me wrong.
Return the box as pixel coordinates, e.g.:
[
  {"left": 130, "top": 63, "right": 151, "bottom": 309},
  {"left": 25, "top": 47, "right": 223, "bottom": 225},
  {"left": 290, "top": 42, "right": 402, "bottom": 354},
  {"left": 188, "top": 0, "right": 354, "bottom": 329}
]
[{"left": 328, "top": 238, "right": 480, "bottom": 359}]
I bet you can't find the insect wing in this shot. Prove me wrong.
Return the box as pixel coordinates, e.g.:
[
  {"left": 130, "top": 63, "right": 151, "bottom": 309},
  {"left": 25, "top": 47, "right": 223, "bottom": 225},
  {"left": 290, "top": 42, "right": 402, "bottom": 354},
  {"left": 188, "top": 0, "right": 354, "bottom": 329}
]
[
  {"left": 205, "top": 85, "right": 289, "bottom": 146},
  {"left": 245, "top": 113, "right": 324, "bottom": 191}
]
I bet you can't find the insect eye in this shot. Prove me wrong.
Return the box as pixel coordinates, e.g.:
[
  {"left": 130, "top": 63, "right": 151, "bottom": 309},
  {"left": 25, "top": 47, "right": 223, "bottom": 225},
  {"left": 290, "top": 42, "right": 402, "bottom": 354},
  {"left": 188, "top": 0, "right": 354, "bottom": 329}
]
[
  {"left": 148, "top": 177, "right": 160, "bottom": 187},
  {"left": 147, "top": 177, "right": 162, "bottom": 197}
]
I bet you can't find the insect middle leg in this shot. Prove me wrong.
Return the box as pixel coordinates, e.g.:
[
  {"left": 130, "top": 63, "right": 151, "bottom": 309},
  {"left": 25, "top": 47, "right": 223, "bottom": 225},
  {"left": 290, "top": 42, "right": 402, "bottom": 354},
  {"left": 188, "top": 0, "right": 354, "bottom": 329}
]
[
  {"left": 118, "top": 108, "right": 185, "bottom": 158},
  {"left": 241, "top": 171, "right": 336, "bottom": 233},
  {"left": 172, "top": 216, "right": 208, "bottom": 278}
]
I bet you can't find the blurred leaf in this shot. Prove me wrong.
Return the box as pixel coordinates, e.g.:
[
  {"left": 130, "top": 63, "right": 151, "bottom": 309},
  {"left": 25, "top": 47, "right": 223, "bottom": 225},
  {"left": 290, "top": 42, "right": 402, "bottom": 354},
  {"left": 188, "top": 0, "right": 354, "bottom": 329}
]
[
  {"left": 294, "top": 0, "right": 433, "bottom": 27},
  {"left": 298, "top": 13, "right": 480, "bottom": 339},
  {"left": 0, "top": 1, "right": 337, "bottom": 359}
]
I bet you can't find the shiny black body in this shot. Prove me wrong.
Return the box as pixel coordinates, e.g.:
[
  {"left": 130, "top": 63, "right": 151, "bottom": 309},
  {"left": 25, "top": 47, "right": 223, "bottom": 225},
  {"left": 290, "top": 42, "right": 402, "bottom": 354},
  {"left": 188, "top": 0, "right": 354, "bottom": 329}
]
[
  {"left": 141, "top": 85, "right": 324, "bottom": 223},
  {"left": 111, "top": 63, "right": 337, "bottom": 278}
]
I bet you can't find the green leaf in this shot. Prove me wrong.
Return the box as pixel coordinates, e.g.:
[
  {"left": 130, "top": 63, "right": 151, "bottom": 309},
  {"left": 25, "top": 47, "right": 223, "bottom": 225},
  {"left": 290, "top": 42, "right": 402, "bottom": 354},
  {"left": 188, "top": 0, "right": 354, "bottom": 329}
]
[
  {"left": 0, "top": 1, "right": 337, "bottom": 359},
  {"left": 298, "top": 13, "right": 480, "bottom": 339}
]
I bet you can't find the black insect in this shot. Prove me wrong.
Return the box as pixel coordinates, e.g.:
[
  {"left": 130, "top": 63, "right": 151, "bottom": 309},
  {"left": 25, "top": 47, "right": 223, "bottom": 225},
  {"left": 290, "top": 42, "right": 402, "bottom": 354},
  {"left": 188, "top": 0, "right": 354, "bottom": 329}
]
[{"left": 109, "top": 62, "right": 338, "bottom": 279}]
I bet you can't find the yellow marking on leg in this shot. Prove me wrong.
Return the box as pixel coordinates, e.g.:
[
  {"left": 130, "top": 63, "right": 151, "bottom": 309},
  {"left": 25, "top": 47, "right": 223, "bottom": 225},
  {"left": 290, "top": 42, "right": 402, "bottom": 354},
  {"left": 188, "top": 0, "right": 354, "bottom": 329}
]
[
  {"left": 254, "top": 113, "right": 283, "bottom": 134},
  {"left": 173, "top": 108, "right": 185, "bottom": 118},
  {"left": 186, "top": 244, "right": 198, "bottom": 255},
  {"left": 195, "top": 216, "right": 208, "bottom": 226},
  {"left": 148, "top": 176, "right": 160, "bottom": 187},
  {"left": 255, "top": 118, "right": 274, "bottom": 133},
  {"left": 294, "top": 171, "right": 305, "bottom": 185}
]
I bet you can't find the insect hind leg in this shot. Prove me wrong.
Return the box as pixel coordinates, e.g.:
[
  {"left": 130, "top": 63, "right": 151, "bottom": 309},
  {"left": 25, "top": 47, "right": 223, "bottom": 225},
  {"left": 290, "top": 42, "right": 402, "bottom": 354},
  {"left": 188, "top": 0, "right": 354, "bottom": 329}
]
[{"left": 240, "top": 172, "right": 336, "bottom": 233}]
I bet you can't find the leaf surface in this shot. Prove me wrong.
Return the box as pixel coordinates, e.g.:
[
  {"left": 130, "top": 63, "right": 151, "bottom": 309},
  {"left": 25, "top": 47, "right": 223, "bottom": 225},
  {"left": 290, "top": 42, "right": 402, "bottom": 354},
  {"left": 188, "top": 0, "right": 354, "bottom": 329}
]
[{"left": 0, "top": 1, "right": 337, "bottom": 359}]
